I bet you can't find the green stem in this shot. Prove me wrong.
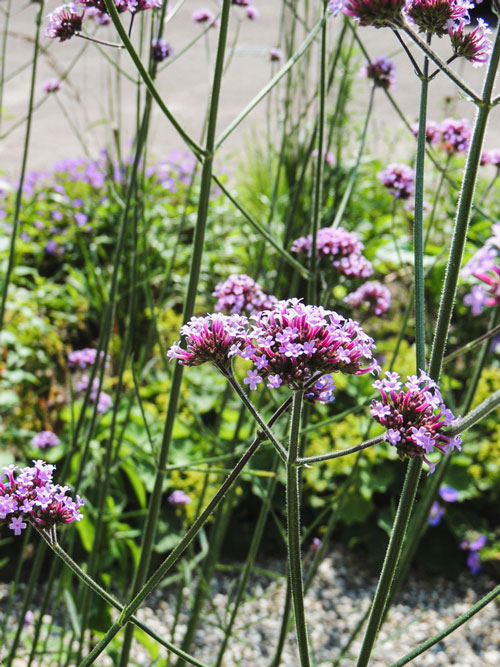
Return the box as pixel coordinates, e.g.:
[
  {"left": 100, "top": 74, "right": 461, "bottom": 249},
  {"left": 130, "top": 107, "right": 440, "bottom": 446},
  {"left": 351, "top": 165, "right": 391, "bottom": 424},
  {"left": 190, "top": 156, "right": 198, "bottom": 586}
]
[
  {"left": 102, "top": 0, "right": 204, "bottom": 157},
  {"left": 390, "top": 582, "right": 500, "bottom": 666},
  {"left": 429, "top": 27, "right": 500, "bottom": 381},
  {"left": 0, "top": 0, "right": 44, "bottom": 333},
  {"left": 287, "top": 390, "right": 311, "bottom": 666},
  {"left": 355, "top": 458, "right": 422, "bottom": 667},
  {"left": 296, "top": 434, "right": 383, "bottom": 465}
]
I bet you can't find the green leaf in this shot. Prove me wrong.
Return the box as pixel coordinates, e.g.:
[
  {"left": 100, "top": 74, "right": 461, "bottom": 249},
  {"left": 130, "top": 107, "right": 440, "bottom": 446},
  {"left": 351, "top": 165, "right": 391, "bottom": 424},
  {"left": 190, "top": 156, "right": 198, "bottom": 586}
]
[{"left": 121, "top": 460, "right": 147, "bottom": 508}]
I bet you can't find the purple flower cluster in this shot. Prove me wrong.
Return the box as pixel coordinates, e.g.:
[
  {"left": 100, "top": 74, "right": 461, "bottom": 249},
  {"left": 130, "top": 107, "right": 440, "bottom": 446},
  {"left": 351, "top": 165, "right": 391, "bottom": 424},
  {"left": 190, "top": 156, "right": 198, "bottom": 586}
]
[
  {"left": 440, "top": 117, "right": 472, "bottom": 154},
  {"left": 449, "top": 18, "right": 492, "bottom": 67},
  {"left": 45, "top": 4, "right": 84, "bottom": 41},
  {"left": 344, "top": 281, "right": 391, "bottom": 316},
  {"left": 481, "top": 149, "right": 500, "bottom": 168},
  {"left": 0, "top": 461, "right": 84, "bottom": 535},
  {"left": 291, "top": 226, "right": 373, "bottom": 279},
  {"left": 31, "top": 431, "right": 61, "bottom": 450},
  {"left": 463, "top": 224, "right": 500, "bottom": 315},
  {"left": 405, "top": 0, "right": 472, "bottom": 37},
  {"left": 151, "top": 38, "right": 172, "bottom": 63},
  {"left": 68, "top": 347, "right": 102, "bottom": 368},
  {"left": 75, "top": 375, "right": 113, "bottom": 413},
  {"left": 240, "top": 299, "right": 379, "bottom": 390},
  {"left": 370, "top": 371, "right": 462, "bottom": 473},
  {"left": 461, "top": 534, "right": 486, "bottom": 573},
  {"left": 168, "top": 490, "right": 192, "bottom": 505},
  {"left": 304, "top": 374, "right": 336, "bottom": 404},
  {"left": 167, "top": 314, "right": 248, "bottom": 368},
  {"left": 362, "top": 56, "right": 396, "bottom": 90},
  {"left": 213, "top": 274, "right": 277, "bottom": 315},
  {"left": 379, "top": 163, "right": 415, "bottom": 200}
]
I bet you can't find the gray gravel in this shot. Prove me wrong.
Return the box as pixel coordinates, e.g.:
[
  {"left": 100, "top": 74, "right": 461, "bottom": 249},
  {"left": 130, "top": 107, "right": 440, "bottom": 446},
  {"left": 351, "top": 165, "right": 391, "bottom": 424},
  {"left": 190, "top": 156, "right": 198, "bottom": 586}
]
[{"left": 2, "top": 546, "right": 499, "bottom": 666}]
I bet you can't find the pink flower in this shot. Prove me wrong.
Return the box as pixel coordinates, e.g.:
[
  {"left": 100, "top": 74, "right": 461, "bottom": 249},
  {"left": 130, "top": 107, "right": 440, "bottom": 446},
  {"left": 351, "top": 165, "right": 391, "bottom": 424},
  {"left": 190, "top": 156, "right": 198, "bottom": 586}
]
[
  {"left": 362, "top": 56, "right": 396, "bottom": 90},
  {"left": 340, "top": 0, "right": 405, "bottom": 27},
  {"left": 448, "top": 18, "right": 492, "bottom": 67},
  {"left": 405, "top": 0, "right": 472, "bottom": 37},
  {"left": 439, "top": 117, "right": 472, "bottom": 154},
  {"left": 45, "top": 3, "right": 84, "bottom": 41},
  {"left": 379, "top": 163, "right": 415, "bottom": 200},
  {"left": 344, "top": 281, "right": 391, "bottom": 316},
  {"left": 213, "top": 274, "right": 277, "bottom": 316}
]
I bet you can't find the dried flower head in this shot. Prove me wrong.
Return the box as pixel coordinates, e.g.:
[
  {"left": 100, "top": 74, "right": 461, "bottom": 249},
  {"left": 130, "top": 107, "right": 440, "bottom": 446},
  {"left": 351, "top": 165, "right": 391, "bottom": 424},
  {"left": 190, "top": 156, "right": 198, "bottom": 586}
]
[
  {"left": 370, "top": 371, "right": 462, "bottom": 473},
  {"left": 213, "top": 274, "right": 277, "bottom": 315},
  {"left": 240, "top": 299, "right": 378, "bottom": 390},
  {"left": 167, "top": 314, "right": 248, "bottom": 368},
  {"left": 291, "top": 226, "right": 373, "bottom": 279},
  {"left": 362, "top": 56, "right": 396, "bottom": 90},
  {"left": 0, "top": 461, "right": 84, "bottom": 534}
]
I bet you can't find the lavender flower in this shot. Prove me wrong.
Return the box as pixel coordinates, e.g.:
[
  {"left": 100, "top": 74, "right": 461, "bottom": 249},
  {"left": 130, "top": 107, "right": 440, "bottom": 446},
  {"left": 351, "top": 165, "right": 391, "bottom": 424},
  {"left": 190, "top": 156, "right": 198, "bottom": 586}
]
[
  {"left": 461, "top": 534, "right": 486, "bottom": 573},
  {"left": 75, "top": 375, "right": 113, "bottom": 413},
  {"left": 0, "top": 461, "right": 84, "bottom": 534},
  {"left": 310, "top": 537, "right": 322, "bottom": 552},
  {"left": 291, "top": 226, "right": 373, "bottom": 279},
  {"left": 151, "top": 38, "right": 172, "bottom": 62},
  {"left": 304, "top": 374, "right": 336, "bottom": 404},
  {"left": 167, "top": 314, "right": 248, "bottom": 368},
  {"left": 340, "top": 0, "right": 405, "bottom": 27},
  {"left": 480, "top": 149, "right": 500, "bottom": 168},
  {"left": 31, "top": 431, "right": 60, "bottom": 449},
  {"left": 411, "top": 120, "right": 441, "bottom": 145},
  {"left": 379, "top": 163, "right": 415, "bottom": 200},
  {"left": 213, "top": 274, "right": 277, "bottom": 315},
  {"left": 439, "top": 486, "right": 459, "bottom": 502},
  {"left": 427, "top": 501, "right": 444, "bottom": 525},
  {"left": 43, "top": 79, "right": 62, "bottom": 93},
  {"left": 246, "top": 6, "right": 259, "bottom": 19},
  {"left": 370, "top": 371, "right": 462, "bottom": 473},
  {"left": 405, "top": 0, "right": 472, "bottom": 37},
  {"left": 362, "top": 56, "right": 396, "bottom": 90},
  {"left": 463, "top": 227, "right": 500, "bottom": 313},
  {"left": 45, "top": 3, "right": 84, "bottom": 41},
  {"left": 168, "top": 490, "right": 192, "bottom": 505},
  {"left": 440, "top": 117, "right": 472, "bottom": 153},
  {"left": 85, "top": 7, "right": 112, "bottom": 23},
  {"left": 68, "top": 348, "right": 103, "bottom": 369},
  {"left": 344, "top": 281, "right": 391, "bottom": 316},
  {"left": 240, "top": 299, "right": 378, "bottom": 390},
  {"left": 448, "top": 18, "right": 493, "bottom": 67}
]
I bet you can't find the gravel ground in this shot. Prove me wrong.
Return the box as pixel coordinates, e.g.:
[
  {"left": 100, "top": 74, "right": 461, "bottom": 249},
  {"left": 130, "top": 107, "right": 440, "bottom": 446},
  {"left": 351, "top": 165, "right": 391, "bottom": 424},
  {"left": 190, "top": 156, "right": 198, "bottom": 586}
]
[{"left": 3, "top": 546, "right": 499, "bottom": 666}]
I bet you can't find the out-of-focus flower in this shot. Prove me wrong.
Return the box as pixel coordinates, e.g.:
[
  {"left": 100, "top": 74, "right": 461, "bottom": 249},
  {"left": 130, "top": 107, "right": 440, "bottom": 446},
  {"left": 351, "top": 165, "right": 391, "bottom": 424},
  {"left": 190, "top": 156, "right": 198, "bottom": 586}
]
[
  {"left": 411, "top": 120, "right": 441, "bottom": 145},
  {"left": 192, "top": 8, "right": 218, "bottom": 25},
  {"left": 24, "top": 611, "right": 35, "bottom": 628},
  {"left": 43, "top": 79, "right": 62, "bottom": 93},
  {"left": 310, "top": 537, "right": 322, "bottom": 552},
  {"left": 75, "top": 375, "right": 113, "bottom": 413},
  {"left": 439, "top": 117, "right": 472, "bottom": 153},
  {"left": 406, "top": 0, "right": 472, "bottom": 37},
  {"left": 362, "top": 56, "right": 396, "bottom": 90},
  {"left": 427, "top": 501, "right": 444, "bottom": 525},
  {"left": 379, "top": 163, "right": 415, "bottom": 200},
  {"left": 213, "top": 274, "right": 277, "bottom": 315},
  {"left": 270, "top": 47, "right": 283, "bottom": 61},
  {"left": 439, "top": 486, "right": 459, "bottom": 502},
  {"left": 31, "top": 431, "right": 60, "bottom": 449},
  {"left": 151, "top": 38, "right": 172, "bottom": 62},
  {"left": 133, "top": 0, "right": 162, "bottom": 10},
  {"left": 246, "top": 6, "right": 259, "bottom": 19},
  {"left": 85, "top": 7, "right": 112, "bottom": 23},
  {"left": 68, "top": 348, "right": 104, "bottom": 369},
  {"left": 480, "top": 149, "right": 500, "bottom": 168},
  {"left": 44, "top": 240, "right": 59, "bottom": 255},
  {"left": 291, "top": 226, "right": 373, "bottom": 279},
  {"left": 0, "top": 461, "right": 84, "bottom": 534},
  {"left": 168, "top": 314, "right": 248, "bottom": 368},
  {"left": 45, "top": 3, "right": 84, "bottom": 41},
  {"left": 168, "top": 490, "right": 192, "bottom": 505},
  {"left": 448, "top": 18, "right": 492, "bottom": 67},
  {"left": 79, "top": 0, "right": 131, "bottom": 12},
  {"left": 312, "top": 148, "right": 335, "bottom": 165},
  {"left": 370, "top": 371, "right": 462, "bottom": 473},
  {"left": 461, "top": 534, "right": 486, "bottom": 573},
  {"left": 340, "top": 0, "right": 405, "bottom": 27},
  {"left": 344, "top": 281, "right": 391, "bottom": 316}
]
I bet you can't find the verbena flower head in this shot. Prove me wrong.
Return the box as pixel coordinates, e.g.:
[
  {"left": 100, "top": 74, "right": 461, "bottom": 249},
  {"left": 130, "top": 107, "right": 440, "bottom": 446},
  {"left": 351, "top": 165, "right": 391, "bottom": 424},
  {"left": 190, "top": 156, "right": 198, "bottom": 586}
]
[
  {"left": 151, "top": 38, "right": 172, "bottom": 62},
  {"left": 45, "top": 3, "right": 84, "bottom": 41},
  {"left": 411, "top": 120, "right": 441, "bottom": 145},
  {"left": 213, "top": 274, "right": 277, "bottom": 315},
  {"left": 340, "top": 0, "right": 405, "bottom": 27},
  {"left": 406, "top": 0, "right": 472, "bottom": 37},
  {"left": 439, "top": 117, "right": 472, "bottom": 153},
  {"left": 0, "top": 461, "right": 84, "bottom": 534},
  {"left": 68, "top": 347, "right": 102, "bottom": 369},
  {"left": 304, "top": 374, "right": 336, "bottom": 404},
  {"left": 43, "top": 79, "right": 62, "bottom": 93},
  {"left": 168, "top": 490, "right": 192, "bottom": 505},
  {"left": 463, "top": 225, "right": 500, "bottom": 314},
  {"left": 240, "top": 299, "right": 378, "bottom": 390},
  {"left": 379, "top": 163, "right": 415, "bottom": 200},
  {"left": 480, "top": 148, "right": 500, "bottom": 168},
  {"left": 448, "top": 18, "right": 492, "bottom": 66},
  {"left": 362, "top": 56, "right": 396, "bottom": 90},
  {"left": 192, "top": 8, "right": 217, "bottom": 24},
  {"left": 344, "top": 281, "right": 391, "bottom": 316},
  {"left": 168, "top": 314, "right": 248, "bottom": 368},
  {"left": 291, "top": 226, "right": 373, "bottom": 279},
  {"left": 31, "top": 431, "right": 60, "bottom": 449},
  {"left": 370, "top": 371, "right": 462, "bottom": 473}
]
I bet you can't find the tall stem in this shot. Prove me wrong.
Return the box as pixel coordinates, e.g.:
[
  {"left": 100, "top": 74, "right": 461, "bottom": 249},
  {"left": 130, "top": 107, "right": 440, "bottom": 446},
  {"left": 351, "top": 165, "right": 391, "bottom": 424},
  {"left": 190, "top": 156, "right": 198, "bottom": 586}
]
[{"left": 287, "top": 390, "right": 311, "bottom": 666}]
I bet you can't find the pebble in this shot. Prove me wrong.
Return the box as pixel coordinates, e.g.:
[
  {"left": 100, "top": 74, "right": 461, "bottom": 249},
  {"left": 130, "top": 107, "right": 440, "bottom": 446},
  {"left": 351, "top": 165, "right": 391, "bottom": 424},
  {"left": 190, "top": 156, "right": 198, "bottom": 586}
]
[{"left": 1, "top": 545, "right": 499, "bottom": 665}]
